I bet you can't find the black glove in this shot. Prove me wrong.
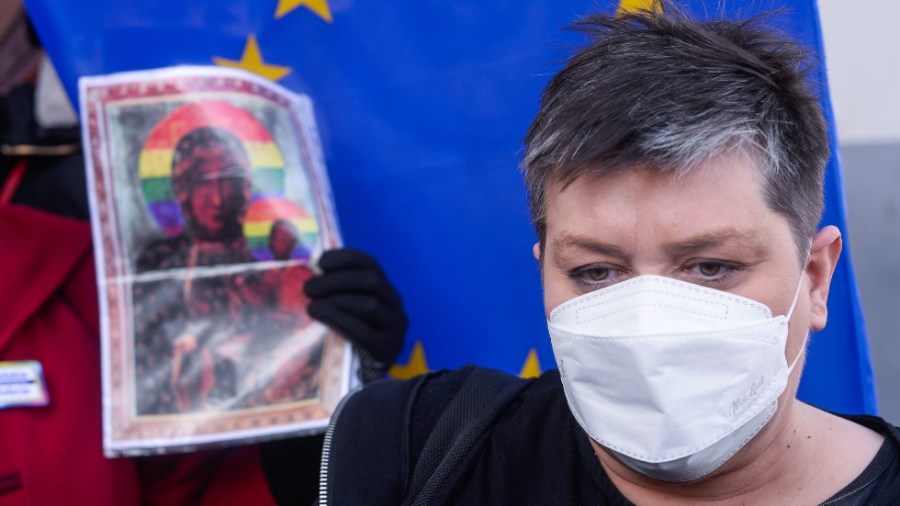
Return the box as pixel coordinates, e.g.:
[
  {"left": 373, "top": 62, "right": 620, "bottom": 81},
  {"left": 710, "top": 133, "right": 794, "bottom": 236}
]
[{"left": 304, "top": 248, "right": 407, "bottom": 383}]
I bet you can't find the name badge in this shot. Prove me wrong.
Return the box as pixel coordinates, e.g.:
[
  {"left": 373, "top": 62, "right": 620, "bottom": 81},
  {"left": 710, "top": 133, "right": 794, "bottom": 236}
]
[{"left": 0, "top": 361, "right": 49, "bottom": 408}]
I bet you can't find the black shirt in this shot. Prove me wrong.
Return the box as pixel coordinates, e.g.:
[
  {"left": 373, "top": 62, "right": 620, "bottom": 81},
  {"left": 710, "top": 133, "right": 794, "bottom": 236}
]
[
  {"left": 322, "top": 369, "right": 900, "bottom": 505},
  {"left": 821, "top": 415, "right": 900, "bottom": 505},
  {"left": 432, "top": 371, "right": 900, "bottom": 505}
]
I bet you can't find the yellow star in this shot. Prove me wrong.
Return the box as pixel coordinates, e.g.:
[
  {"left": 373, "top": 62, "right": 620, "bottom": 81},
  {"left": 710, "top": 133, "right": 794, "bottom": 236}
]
[
  {"left": 389, "top": 340, "right": 430, "bottom": 379},
  {"left": 519, "top": 348, "right": 542, "bottom": 379},
  {"left": 617, "top": 0, "right": 662, "bottom": 15},
  {"left": 275, "top": 0, "right": 333, "bottom": 22},
  {"left": 212, "top": 34, "right": 292, "bottom": 82}
]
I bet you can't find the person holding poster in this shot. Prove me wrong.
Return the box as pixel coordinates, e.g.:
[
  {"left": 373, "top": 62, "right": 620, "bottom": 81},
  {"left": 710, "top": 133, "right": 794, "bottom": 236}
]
[
  {"left": 79, "top": 66, "right": 395, "bottom": 453},
  {"left": 0, "top": 17, "right": 407, "bottom": 500}
]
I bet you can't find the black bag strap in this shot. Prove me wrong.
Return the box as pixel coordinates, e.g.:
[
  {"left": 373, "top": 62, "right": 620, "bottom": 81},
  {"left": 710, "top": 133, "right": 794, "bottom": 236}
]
[{"left": 401, "top": 367, "right": 533, "bottom": 506}]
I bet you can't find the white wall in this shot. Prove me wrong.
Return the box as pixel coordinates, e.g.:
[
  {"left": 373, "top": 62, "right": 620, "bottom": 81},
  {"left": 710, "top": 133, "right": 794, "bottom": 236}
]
[{"left": 819, "top": 0, "right": 900, "bottom": 144}]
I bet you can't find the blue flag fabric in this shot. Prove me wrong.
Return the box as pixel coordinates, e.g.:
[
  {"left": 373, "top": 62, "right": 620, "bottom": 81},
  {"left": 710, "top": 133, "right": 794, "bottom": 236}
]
[{"left": 24, "top": 0, "right": 877, "bottom": 414}]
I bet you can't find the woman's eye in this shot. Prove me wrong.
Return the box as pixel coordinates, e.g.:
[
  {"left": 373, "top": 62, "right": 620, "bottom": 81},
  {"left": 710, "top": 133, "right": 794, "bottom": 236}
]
[
  {"left": 684, "top": 260, "right": 742, "bottom": 285},
  {"left": 585, "top": 268, "right": 610, "bottom": 281},
  {"left": 569, "top": 265, "right": 621, "bottom": 288},
  {"left": 696, "top": 262, "right": 722, "bottom": 277}
]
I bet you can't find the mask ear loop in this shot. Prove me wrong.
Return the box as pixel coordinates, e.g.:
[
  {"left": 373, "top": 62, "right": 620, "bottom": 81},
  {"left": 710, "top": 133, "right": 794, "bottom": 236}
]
[
  {"left": 785, "top": 241, "right": 813, "bottom": 322},
  {"left": 784, "top": 275, "right": 804, "bottom": 322},
  {"left": 785, "top": 259, "right": 811, "bottom": 373}
]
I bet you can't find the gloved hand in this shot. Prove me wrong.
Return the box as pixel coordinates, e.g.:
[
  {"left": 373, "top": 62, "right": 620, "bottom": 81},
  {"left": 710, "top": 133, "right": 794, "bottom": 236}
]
[{"left": 304, "top": 248, "right": 407, "bottom": 383}]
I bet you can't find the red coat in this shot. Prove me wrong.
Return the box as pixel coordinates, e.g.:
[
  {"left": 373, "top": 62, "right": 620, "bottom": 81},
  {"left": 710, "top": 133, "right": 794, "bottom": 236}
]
[{"left": 0, "top": 205, "right": 276, "bottom": 505}]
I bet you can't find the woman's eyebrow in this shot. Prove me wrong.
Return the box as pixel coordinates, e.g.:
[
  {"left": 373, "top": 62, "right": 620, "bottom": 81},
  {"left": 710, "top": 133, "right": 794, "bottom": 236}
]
[{"left": 662, "top": 229, "right": 767, "bottom": 258}]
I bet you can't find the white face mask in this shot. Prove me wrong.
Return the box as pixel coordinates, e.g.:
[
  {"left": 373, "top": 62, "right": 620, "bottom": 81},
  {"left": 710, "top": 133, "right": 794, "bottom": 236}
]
[{"left": 548, "top": 274, "right": 806, "bottom": 482}]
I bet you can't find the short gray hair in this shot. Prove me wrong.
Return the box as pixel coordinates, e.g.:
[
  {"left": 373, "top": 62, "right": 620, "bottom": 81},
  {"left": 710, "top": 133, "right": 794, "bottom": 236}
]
[{"left": 522, "top": 4, "right": 829, "bottom": 255}]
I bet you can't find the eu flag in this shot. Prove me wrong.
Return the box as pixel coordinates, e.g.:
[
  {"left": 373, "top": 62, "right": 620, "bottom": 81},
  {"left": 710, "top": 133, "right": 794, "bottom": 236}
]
[{"left": 24, "top": 0, "right": 877, "bottom": 414}]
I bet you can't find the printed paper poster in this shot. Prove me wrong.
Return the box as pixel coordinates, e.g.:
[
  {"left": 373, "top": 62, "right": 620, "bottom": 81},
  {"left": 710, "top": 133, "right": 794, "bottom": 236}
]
[{"left": 80, "top": 66, "right": 351, "bottom": 455}]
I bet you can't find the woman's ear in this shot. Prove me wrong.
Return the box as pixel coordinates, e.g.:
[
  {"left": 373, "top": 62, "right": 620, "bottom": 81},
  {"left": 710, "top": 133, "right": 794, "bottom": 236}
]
[{"left": 806, "top": 225, "right": 842, "bottom": 331}]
